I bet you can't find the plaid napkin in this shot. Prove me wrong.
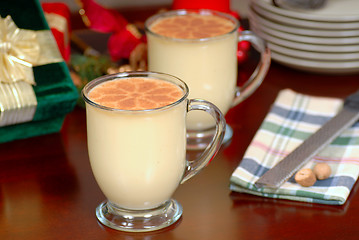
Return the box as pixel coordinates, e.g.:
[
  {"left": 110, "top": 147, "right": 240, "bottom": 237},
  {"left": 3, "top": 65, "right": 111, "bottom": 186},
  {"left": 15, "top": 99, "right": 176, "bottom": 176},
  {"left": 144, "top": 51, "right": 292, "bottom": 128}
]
[{"left": 230, "top": 89, "right": 359, "bottom": 205}]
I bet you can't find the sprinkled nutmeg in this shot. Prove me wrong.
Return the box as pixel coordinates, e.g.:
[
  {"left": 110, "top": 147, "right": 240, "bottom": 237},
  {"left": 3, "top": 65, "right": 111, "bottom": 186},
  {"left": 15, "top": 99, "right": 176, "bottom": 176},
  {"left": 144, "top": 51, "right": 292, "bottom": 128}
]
[
  {"left": 313, "top": 163, "right": 331, "bottom": 180},
  {"left": 295, "top": 168, "right": 316, "bottom": 187}
]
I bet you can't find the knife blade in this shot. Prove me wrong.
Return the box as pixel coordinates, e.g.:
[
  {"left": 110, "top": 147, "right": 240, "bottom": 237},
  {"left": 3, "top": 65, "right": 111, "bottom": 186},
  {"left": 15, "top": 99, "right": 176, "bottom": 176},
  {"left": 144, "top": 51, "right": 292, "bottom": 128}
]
[{"left": 255, "top": 90, "right": 359, "bottom": 189}]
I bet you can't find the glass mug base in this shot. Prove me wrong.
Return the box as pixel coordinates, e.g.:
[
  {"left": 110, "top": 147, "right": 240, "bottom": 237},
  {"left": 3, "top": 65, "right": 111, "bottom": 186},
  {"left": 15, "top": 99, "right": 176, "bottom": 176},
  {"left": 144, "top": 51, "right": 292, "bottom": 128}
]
[
  {"left": 187, "top": 124, "right": 233, "bottom": 150},
  {"left": 96, "top": 199, "right": 183, "bottom": 232}
]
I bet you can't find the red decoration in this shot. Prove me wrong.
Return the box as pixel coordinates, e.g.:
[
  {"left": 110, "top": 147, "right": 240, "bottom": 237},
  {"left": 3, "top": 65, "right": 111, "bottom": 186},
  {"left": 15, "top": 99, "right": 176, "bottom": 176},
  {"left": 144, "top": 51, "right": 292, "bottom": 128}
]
[
  {"left": 172, "top": 0, "right": 230, "bottom": 12},
  {"left": 77, "top": 0, "right": 144, "bottom": 62},
  {"left": 42, "top": 3, "right": 72, "bottom": 62}
]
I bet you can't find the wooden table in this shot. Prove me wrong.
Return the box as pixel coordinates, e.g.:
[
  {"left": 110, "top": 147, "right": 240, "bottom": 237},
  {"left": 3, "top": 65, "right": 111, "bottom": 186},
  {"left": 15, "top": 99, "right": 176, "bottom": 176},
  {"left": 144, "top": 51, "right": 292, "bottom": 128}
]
[{"left": 2, "top": 7, "right": 359, "bottom": 240}]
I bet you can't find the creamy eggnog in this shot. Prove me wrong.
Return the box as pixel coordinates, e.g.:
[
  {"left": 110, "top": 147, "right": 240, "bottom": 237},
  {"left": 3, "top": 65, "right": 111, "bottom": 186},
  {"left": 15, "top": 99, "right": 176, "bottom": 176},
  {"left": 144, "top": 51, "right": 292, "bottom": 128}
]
[
  {"left": 146, "top": 11, "right": 238, "bottom": 130},
  {"left": 86, "top": 77, "right": 187, "bottom": 210},
  {"left": 83, "top": 72, "right": 226, "bottom": 231}
]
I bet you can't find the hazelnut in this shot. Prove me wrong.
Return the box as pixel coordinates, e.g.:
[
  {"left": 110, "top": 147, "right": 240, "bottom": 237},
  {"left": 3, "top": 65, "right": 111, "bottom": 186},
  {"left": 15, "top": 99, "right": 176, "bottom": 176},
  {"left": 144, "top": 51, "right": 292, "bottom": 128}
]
[
  {"left": 295, "top": 168, "right": 316, "bottom": 187},
  {"left": 313, "top": 163, "right": 331, "bottom": 180}
]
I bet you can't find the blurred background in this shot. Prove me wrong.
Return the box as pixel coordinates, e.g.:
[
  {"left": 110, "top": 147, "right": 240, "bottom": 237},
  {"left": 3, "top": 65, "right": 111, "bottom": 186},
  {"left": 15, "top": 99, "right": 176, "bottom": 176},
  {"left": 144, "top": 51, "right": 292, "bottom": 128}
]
[{"left": 40, "top": 0, "right": 250, "bottom": 17}]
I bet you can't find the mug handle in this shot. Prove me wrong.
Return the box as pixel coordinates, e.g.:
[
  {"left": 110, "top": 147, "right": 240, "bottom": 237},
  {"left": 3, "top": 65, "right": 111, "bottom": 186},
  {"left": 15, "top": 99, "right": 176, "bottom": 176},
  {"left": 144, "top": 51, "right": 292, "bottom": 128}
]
[
  {"left": 181, "top": 99, "right": 226, "bottom": 184},
  {"left": 232, "top": 30, "right": 271, "bottom": 107}
]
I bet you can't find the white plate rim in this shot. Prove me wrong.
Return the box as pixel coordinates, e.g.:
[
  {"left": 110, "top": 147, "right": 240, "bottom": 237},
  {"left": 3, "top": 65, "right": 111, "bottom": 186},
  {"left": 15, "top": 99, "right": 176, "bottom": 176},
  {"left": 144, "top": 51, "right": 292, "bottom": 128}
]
[
  {"left": 251, "top": 27, "right": 359, "bottom": 53},
  {"left": 271, "top": 51, "right": 359, "bottom": 74},
  {"left": 248, "top": 7, "right": 359, "bottom": 38},
  {"left": 252, "top": 3, "right": 359, "bottom": 30},
  {"left": 249, "top": 15, "right": 359, "bottom": 45},
  {"left": 252, "top": 0, "right": 359, "bottom": 22},
  {"left": 267, "top": 42, "right": 359, "bottom": 61}
]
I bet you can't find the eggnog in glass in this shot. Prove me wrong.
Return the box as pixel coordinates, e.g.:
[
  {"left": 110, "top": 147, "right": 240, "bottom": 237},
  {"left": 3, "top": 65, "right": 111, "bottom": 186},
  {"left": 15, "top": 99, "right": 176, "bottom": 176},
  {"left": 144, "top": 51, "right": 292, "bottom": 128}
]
[
  {"left": 145, "top": 9, "right": 271, "bottom": 149},
  {"left": 82, "top": 71, "right": 225, "bottom": 232}
]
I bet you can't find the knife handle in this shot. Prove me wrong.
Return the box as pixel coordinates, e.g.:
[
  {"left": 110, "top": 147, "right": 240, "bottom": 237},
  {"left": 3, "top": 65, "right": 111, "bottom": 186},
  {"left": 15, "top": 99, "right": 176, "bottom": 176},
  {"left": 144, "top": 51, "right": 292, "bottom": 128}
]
[{"left": 344, "top": 90, "right": 359, "bottom": 111}]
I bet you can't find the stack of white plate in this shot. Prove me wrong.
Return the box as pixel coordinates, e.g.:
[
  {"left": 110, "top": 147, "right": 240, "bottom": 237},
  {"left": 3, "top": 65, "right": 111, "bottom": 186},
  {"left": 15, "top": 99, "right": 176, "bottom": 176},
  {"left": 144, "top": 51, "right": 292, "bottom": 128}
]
[{"left": 248, "top": 0, "right": 359, "bottom": 74}]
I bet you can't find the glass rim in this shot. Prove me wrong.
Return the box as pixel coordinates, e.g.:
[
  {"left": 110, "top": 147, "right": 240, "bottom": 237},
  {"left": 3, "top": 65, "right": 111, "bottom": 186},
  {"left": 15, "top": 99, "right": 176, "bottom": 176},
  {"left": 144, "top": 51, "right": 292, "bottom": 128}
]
[
  {"left": 144, "top": 9, "right": 240, "bottom": 42},
  {"left": 81, "top": 71, "right": 189, "bottom": 113}
]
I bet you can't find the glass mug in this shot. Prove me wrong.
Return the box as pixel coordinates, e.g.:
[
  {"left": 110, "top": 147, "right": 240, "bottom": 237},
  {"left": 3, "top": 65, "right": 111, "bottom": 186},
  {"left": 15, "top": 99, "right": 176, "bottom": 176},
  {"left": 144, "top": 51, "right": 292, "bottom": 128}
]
[
  {"left": 145, "top": 9, "right": 271, "bottom": 149},
  {"left": 82, "top": 71, "right": 225, "bottom": 232}
]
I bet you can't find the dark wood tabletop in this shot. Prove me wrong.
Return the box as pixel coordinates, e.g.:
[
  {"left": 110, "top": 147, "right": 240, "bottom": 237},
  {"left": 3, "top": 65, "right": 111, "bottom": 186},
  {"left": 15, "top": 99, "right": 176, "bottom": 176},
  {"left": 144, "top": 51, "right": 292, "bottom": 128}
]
[{"left": 1, "top": 5, "right": 359, "bottom": 240}]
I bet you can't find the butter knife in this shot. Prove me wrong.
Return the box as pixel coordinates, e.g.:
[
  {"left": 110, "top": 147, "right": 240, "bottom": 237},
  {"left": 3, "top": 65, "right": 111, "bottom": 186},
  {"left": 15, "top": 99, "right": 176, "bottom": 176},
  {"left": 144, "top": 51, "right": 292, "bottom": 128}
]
[{"left": 255, "top": 90, "right": 359, "bottom": 188}]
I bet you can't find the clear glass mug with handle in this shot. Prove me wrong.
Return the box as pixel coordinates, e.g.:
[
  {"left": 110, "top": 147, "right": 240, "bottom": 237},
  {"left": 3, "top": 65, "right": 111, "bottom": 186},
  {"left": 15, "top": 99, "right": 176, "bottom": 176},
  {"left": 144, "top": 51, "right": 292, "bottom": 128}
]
[
  {"left": 82, "top": 71, "right": 226, "bottom": 232},
  {"left": 145, "top": 9, "right": 271, "bottom": 149}
]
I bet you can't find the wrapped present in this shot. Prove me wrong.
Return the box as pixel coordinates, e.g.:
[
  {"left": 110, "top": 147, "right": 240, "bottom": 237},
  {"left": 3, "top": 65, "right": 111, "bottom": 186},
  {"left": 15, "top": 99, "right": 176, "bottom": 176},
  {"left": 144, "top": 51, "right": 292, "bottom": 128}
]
[
  {"left": 0, "top": 0, "right": 78, "bottom": 143},
  {"left": 42, "top": 2, "right": 71, "bottom": 62}
]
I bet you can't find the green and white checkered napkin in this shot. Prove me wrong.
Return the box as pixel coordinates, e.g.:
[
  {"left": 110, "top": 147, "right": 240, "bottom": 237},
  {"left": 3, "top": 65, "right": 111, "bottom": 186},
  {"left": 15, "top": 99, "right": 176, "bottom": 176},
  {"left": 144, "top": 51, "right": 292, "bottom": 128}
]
[{"left": 230, "top": 89, "right": 359, "bottom": 205}]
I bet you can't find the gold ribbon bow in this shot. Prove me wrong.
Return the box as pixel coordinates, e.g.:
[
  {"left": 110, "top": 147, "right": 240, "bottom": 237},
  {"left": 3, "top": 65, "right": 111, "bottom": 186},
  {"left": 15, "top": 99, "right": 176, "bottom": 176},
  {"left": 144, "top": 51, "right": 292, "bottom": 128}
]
[
  {"left": 0, "top": 15, "right": 63, "bottom": 127},
  {"left": 0, "top": 15, "right": 63, "bottom": 85}
]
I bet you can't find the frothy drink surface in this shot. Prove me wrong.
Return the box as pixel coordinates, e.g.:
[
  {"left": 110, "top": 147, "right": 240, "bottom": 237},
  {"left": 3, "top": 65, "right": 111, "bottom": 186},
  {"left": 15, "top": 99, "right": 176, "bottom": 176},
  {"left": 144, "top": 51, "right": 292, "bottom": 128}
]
[
  {"left": 150, "top": 14, "right": 234, "bottom": 39},
  {"left": 89, "top": 77, "right": 183, "bottom": 110}
]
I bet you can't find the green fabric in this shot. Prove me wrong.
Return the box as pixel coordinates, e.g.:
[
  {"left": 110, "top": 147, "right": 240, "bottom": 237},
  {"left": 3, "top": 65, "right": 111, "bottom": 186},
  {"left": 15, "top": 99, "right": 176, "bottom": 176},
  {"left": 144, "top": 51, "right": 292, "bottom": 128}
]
[
  {"left": 0, "top": 116, "right": 66, "bottom": 143},
  {"left": 32, "top": 62, "right": 78, "bottom": 121},
  {"left": 0, "top": 0, "right": 49, "bottom": 30},
  {"left": 230, "top": 89, "right": 359, "bottom": 205},
  {"left": 0, "top": 0, "right": 79, "bottom": 143}
]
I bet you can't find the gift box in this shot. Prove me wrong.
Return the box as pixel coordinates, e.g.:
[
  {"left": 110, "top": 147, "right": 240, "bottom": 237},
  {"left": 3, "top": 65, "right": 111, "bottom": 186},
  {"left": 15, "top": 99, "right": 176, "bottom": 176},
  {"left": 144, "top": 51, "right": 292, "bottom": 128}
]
[
  {"left": 0, "top": 0, "right": 78, "bottom": 143},
  {"left": 42, "top": 2, "right": 71, "bottom": 62}
]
